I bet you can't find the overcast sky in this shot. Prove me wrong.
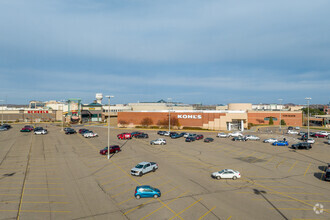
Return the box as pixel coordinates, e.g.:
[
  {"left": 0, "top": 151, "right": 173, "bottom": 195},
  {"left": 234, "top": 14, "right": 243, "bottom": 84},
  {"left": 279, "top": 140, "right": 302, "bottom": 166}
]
[{"left": 0, "top": 0, "right": 329, "bottom": 105}]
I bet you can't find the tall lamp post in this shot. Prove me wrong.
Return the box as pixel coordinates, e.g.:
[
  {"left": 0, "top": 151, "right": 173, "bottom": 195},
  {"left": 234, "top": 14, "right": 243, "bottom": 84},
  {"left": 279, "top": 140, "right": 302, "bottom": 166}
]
[
  {"left": 0, "top": 100, "right": 4, "bottom": 125},
  {"left": 278, "top": 99, "right": 283, "bottom": 131},
  {"left": 167, "top": 98, "right": 172, "bottom": 134},
  {"left": 305, "top": 97, "right": 311, "bottom": 139},
  {"left": 105, "top": 95, "right": 114, "bottom": 160}
]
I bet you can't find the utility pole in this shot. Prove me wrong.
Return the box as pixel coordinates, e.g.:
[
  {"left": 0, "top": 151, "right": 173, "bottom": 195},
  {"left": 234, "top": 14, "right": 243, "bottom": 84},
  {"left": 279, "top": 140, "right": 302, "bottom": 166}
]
[
  {"left": 305, "top": 97, "right": 311, "bottom": 139},
  {"left": 278, "top": 99, "right": 283, "bottom": 131},
  {"left": 105, "top": 95, "right": 114, "bottom": 159},
  {"left": 167, "top": 98, "right": 172, "bottom": 134}
]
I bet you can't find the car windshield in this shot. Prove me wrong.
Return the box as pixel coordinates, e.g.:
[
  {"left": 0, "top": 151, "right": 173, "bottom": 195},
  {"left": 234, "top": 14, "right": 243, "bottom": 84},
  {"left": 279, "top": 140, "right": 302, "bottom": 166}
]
[
  {"left": 135, "top": 164, "right": 144, "bottom": 169},
  {"left": 218, "top": 170, "right": 225, "bottom": 173}
]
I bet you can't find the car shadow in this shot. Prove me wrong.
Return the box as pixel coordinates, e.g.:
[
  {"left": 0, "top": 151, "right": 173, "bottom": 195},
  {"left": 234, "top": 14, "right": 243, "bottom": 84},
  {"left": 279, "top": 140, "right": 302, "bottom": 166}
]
[
  {"left": 318, "top": 166, "right": 327, "bottom": 172},
  {"left": 314, "top": 172, "right": 325, "bottom": 181}
]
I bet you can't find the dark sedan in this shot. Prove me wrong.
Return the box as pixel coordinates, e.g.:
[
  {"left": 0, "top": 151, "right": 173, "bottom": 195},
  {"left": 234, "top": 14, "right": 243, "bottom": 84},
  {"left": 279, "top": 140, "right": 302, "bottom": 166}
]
[
  {"left": 99, "top": 145, "right": 121, "bottom": 155},
  {"left": 204, "top": 138, "right": 214, "bottom": 143},
  {"left": 185, "top": 137, "right": 196, "bottom": 142}
]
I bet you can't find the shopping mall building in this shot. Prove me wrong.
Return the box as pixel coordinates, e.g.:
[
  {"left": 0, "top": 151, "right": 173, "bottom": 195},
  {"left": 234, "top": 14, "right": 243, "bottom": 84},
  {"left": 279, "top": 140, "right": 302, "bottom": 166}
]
[{"left": 118, "top": 103, "right": 303, "bottom": 131}]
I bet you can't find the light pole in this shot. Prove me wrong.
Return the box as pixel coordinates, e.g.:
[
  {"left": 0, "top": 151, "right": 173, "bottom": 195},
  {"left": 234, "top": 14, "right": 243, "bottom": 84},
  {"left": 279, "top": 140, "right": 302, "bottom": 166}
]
[
  {"left": 0, "top": 100, "right": 4, "bottom": 125},
  {"left": 105, "top": 95, "right": 114, "bottom": 160},
  {"left": 278, "top": 99, "right": 283, "bottom": 131},
  {"left": 305, "top": 97, "right": 311, "bottom": 139},
  {"left": 167, "top": 98, "right": 172, "bottom": 133},
  {"left": 59, "top": 100, "right": 66, "bottom": 131}
]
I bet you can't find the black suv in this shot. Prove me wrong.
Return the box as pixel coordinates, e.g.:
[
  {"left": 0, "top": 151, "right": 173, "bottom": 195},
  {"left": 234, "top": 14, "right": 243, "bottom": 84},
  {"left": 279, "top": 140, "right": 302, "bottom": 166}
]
[
  {"left": 135, "top": 133, "right": 148, "bottom": 138},
  {"left": 292, "top": 142, "right": 312, "bottom": 150},
  {"left": 65, "top": 128, "right": 76, "bottom": 134}
]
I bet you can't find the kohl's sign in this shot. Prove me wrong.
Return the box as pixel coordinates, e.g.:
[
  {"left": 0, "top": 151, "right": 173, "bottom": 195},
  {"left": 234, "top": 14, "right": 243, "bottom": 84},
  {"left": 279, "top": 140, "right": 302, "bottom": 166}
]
[{"left": 177, "top": 115, "right": 202, "bottom": 119}]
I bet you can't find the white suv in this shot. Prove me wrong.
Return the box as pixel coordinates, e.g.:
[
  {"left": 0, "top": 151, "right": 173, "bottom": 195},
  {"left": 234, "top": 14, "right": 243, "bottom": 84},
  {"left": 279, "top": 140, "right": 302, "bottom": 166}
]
[
  {"left": 228, "top": 132, "right": 243, "bottom": 137},
  {"left": 217, "top": 133, "right": 228, "bottom": 138},
  {"left": 244, "top": 135, "right": 260, "bottom": 141},
  {"left": 287, "top": 130, "right": 298, "bottom": 134}
]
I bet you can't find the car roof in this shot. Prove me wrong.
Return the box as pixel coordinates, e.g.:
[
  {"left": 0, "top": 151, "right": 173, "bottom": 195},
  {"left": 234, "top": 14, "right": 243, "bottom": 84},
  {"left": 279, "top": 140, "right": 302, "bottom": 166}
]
[
  {"left": 137, "top": 162, "right": 150, "bottom": 165},
  {"left": 137, "top": 185, "right": 151, "bottom": 189}
]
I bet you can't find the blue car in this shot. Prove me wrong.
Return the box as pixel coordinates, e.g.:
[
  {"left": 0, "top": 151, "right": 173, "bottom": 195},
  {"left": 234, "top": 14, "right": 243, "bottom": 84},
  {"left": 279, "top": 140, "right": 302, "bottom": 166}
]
[
  {"left": 135, "top": 185, "right": 161, "bottom": 199},
  {"left": 272, "top": 141, "right": 289, "bottom": 146}
]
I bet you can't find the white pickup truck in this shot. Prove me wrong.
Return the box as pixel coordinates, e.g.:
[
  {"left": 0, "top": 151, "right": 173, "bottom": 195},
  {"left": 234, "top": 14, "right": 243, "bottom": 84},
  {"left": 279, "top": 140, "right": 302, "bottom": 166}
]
[{"left": 131, "top": 162, "right": 158, "bottom": 176}]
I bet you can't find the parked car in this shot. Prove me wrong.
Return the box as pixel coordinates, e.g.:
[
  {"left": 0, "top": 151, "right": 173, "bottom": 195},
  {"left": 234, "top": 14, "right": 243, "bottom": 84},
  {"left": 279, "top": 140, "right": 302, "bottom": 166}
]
[
  {"left": 317, "top": 131, "right": 329, "bottom": 136},
  {"left": 196, "top": 135, "right": 204, "bottom": 140},
  {"left": 117, "top": 133, "right": 132, "bottom": 139},
  {"left": 131, "top": 162, "right": 158, "bottom": 176},
  {"left": 312, "top": 133, "right": 327, "bottom": 138},
  {"left": 183, "top": 133, "right": 190, "bottom": 138},
  {"left": 211, "top": 169, "right": 241, "bottom": 180},
  {"left": 295, "top": 126, "right": 300, "bottom": 130},
  {"left": 185, "top": 137, "right": 196, "bottom": 142},
  {"left": 79, "top": 128, "right": 89, "bottom": 134},
  {"left": 157, "top": 131, "right": 166, "bottom": 135},
  {"left": 99, "top": 145, "right": 121, "bottom": 155},
  {"left": 65, "top": 128, "right": 76, "bottom": 134},
  {"left": 20, "top": 127, "right": 32, "bottom": 132},
  {"left": 169, "top": 132, "right": 178, "bottom": 137},
  {"left": 272, "top": 141, "right": 289, "bottom": 146},
  {"left": 135, "top": 133, "right": 149, "bottom": 138},
  {"left": 299, "top": 131, "right": 307, "bottom": 136},
  {"left": 291, "top": 142, "right": 312, "bottom": 150},
  {"left": 187, "top": 134, "right": 197, "bottom": 138},
  {"left": 263, "top": 138, "right": 278, "bottom": 143},
  {"left": 163, "top": 131, "right": 170, "bottom": 136},
  {"left": 217, "top": 132, "right": 228, "bottom": 138},
  {"left": 0, "top": 125, "right": 8, "bottom": 131},
  {"left": 131, "top": 132, "right": 142, "bottom": 137},
  {"left": 232, "top": 136, "right": 245, "bottom": 141},
  {"left": 228, "top": 132, "right": 243, "bottom": 137},
  {"left": 34, "top": 127, "right": 44, "bottom": 131},
  {"left": 2, "top": 124, "right": 11, "bottom": 130},
  {"left": 288, "top": 126, "right": 294, "bottom": 130},
  {"left": 34, "top": 129, "right": 48, "bottom": 135},
  {"left": 204, "top": 138, "right": 214, "bottom": 143},
  {"left": 23, "top": 125, "right": 34, "bottom": 131},
  {"left": 135, "top": 185, "right": 161, "bottom": 199},
  {"left": 306, "top": 138, "right": 315, "bottom": 144},
  {"left": 150, "top": 138, "right": 166, "bottom": 145},
  {"left": 84, "top": 131, "right": 98, "bottom": 138},
  {"left": 288, "top": 130, "right": 298, "bottom": 134},
  {"left": 171, "top": 133, "right": 184, "bottom": 139},
  {"left": 244, "top": 135, "right": 260, "bottom": 141}
]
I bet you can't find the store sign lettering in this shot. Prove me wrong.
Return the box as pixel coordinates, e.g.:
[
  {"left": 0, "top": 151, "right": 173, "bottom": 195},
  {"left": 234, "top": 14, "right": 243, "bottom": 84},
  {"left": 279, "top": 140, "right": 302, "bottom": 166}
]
[
  {"left": 177, "top": 115, "right": 202, "bottom": 119},
  {"left": 28, "top": 111, "right": 49, "bottom": 114}
]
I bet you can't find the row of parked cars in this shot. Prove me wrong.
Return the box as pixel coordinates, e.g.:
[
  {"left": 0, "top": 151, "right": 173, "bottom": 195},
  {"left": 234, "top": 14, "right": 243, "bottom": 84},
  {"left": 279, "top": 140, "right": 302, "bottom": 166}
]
[
  {"left": 20, "top": 125, "right": 48, "bottom": 135},
  {"left": 158, "top": 130, "right": 215, "bottom": 143}
]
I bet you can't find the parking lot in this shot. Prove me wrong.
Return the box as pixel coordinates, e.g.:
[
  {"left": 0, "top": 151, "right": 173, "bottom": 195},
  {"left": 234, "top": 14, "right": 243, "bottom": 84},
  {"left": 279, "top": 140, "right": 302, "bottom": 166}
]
[{"left": 0, "top": 124, "right": 329, "bottom": 220}]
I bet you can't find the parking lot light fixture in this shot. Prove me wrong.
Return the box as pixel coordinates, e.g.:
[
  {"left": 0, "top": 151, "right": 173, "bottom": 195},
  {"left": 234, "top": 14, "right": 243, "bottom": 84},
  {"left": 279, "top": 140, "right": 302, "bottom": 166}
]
[
  {"left": 105, "top": 95, "right": 114, "bottom": 160},
  {"left": 305, "top": 97, "right": 311, "bottom": 139},
  {"left": 278, "top": 99, "right": 283, "bottom": 131}
]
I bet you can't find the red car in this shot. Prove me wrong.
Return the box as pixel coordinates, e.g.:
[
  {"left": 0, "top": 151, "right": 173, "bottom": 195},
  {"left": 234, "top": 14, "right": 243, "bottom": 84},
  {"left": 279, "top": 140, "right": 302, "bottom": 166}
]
[
  {"left": 99, "top": 145, "right": 121, "bottom": 155},
  {"left": 23, "top": 125, "right": 34, "bottom": 131},
  {"left": 313, "top": 133, "right": 327, "bottom": 138},
  {"left": 196, "top": 135, "right": 204, "bottom": 140},
  {"left": 117, "top": 133, "right": 132, "bottom": 139}
]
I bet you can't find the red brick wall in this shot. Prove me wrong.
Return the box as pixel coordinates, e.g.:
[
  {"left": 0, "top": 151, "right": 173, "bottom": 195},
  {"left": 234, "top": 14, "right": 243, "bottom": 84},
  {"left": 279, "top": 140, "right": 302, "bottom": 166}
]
[
  {"left": 247, "top": 112, "right": 302, "bottom": 126},
  {"left": 118, "top": 112, "right": 226, "bottom": 127}
]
